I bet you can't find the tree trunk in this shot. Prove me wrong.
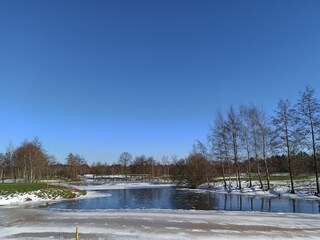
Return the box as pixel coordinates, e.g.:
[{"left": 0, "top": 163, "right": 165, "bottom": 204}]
[
  {"left": 247, "top": 160, "right": 252, "bottom": 188},
  {"left": 246, "top": 151, "right": 252, "bottom": 188},
  {"left": 29, "top": 161, "right": 34, "bottom": 183},
  {"left": 228, "top": 163, "right": 232, "bottom": 188},
  {"left": 253, "top": 128, "right": 263, "bottom": 189},
  {"left": 286, "top": 126, "right": 295, "bottom": 194},
  {"left": 23, "top": 161, "right": 27, "bottom": 183},
  {"left": 221, "top": 161, "right": 227, "bottom": 188},
  {"left": 124, "top": 164, "right": 128, "bottom": 179},
  {"left": 310, "top": 121, "right": 320, "bottom": 194},
  {"left": 256, "top": 160, "right": 263, "bottom": 189},
  {"left": 262, "top": 134, "right": 270, "bottom": 190},
  {"left": 233, "top": 140, "right": 241, "bottom": 189},
  {"left": 244, "top": 135, "right": 252, "bottom": 188},
  {"left": 263, "top": 157, "right": 270, "bottom": 190},
  {"left": 1, "top": 168, "right": 3, "bottom": 183},
  {"left": 235, "top": 163, "right": 241, "bottom": 189}
]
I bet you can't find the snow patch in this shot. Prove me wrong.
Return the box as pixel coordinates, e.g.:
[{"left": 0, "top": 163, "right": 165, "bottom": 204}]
[
  {"left": 67, "top": 182, "right": 175, "bottom": 191},
  {"left": 200, "top": 179, "right": 320, "bottom": 201},
  {"left": 0, "top": 191, "right": 62, "bottom": 205}
]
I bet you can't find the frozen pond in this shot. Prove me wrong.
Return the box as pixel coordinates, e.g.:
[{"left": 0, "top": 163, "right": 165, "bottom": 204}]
[{"left": 49, "top": 187, "right": 320, "bottom": 214}]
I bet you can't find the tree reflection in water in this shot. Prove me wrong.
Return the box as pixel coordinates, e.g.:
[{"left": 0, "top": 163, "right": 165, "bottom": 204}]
[{"left": 49, "top": 188, "right": 320, "bottom": 214}]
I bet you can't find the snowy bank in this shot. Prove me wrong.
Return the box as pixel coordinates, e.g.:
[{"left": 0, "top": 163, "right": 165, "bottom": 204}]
[
  {"left": 199, "top": 179, "right": 320, "bottom": 201},
  {"left": 0, "top": 191, "right": 56, "bottom": 205},
  {"left": 67, "top": 181, "right": 175, "bottom": 191},
  {"left": 0, "top": 186, "right": 86, "bottom": 206}
]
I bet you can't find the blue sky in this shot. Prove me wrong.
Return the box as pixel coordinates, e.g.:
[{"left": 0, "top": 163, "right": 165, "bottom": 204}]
[{"left": 1, "top": 0, "right": 319, "bottom": 164}]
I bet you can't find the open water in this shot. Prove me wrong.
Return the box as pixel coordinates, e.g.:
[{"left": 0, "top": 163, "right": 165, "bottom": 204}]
[{"left": 49, "top": 187, "right": 320, "bottom": 214}]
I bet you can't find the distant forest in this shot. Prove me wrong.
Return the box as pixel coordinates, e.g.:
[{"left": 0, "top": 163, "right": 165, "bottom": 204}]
[{"left": 1, "top": 86, "right": 319, "bottom": 195}]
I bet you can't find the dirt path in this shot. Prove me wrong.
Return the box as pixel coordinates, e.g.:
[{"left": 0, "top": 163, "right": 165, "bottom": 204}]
[{"left": 1, "top": 207, "right": 320, "bottom": 239}]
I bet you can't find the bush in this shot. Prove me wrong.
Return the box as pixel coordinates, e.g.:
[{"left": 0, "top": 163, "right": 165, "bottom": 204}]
[{"left": 171, "top": 154, "right": 216, "bottom": 188}]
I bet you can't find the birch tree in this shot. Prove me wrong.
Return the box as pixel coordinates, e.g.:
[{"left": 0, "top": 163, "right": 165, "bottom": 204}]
[
  {"left": 272, "top": 99, "right": 297, "bottom": 193},
  {"left": 296, "top": 86, "right": 320, "bottom": 194},
  {"left": 257, "top": 109, "right": 272, "bottom": 190},
  {"left": 239, "top": 105, "right": 253, "bottom": 187},
  {"left": 227, "top": 106, "right": 242, "bottom": 189},
  {"left": 208, "top": 111, "right": 229, "bottom": 188},
  {"left": 248, "top": 106, "right": 264, "bottom": 189}
]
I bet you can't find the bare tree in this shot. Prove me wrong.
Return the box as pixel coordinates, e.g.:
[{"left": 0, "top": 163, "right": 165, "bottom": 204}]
[
  {"left": 208, "top": 111, "right": 230, "bottom": 188},
  {"left": 91, "top": 161, "right": 110, "bottom": 176},
  {"left": 226, "top": 106, "right": 242, "bottom": 189},
  {"left": 66, "top": 153, "right": 85, "bottom": 181},
  {"left": 272, "top": 99, "right": 297, "bottom": 194},
  {"left": 118, "top": 152, "right": 132, "bottom": 179},
  {"left": 239, "top": 105, "right": 253, "bottom": 188},
  {"left": 14, "top": 138, "right": 48, "bottom": 183},
  {"left": 249, "top": 106, "right": 263, "bottom": 189},
  {"left": 5, "top": 143, "right": 16, "bottom": 182},
  {"left": 47, "top": 155, "right": 59, "bottom": 179},
  {"left": 161, "top": 155, "right": 170, "bottom": 177},
  {"left": 296, "top": 86, "right": 320, "bottom": 194},
  {"left": 193, "top": 140, "right": 208, "bottom": 157},
  {"left": 146, "top": 156, "right": 157, "bottom": 178},
  {"left": 257, "top": 108, "right": 272, "bottom": 190},
  {"left": 131, "top": 155, "right": 147, "bottom": 178},
  {"left": 193, "top": 139, "right": 211, "bottom": 187},
  {"left": 172, "top": 154, "right": 215, "bottom": 189}
]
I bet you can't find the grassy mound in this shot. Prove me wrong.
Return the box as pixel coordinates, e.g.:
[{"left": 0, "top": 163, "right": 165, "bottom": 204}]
[{"left": 0, "top": 183, "right": 86, "bottom": 199}]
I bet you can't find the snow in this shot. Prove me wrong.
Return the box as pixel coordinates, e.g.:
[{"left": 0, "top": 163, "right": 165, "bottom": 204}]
[
  {"left": 1, "top": 181, "right": 320, "bottom": 239},
  {"left": 0, "top": 191, "right": 62, "bottom": 206},
  {"left": 199, "top": 179, "right": 320, "bottom": 201},
  {"left": 0, "top": 208, "right": 320, "bottom": 239},
  {"left": 67, "top": 181, "right": 175, "bottom": 191},
  {"left": 0, "top": 186, "right": 109, "bottom": 206}
]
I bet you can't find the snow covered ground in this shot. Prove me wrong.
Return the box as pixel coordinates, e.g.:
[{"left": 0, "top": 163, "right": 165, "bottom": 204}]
[
  {"left": 0, "top": 191, "right": 57, "bottom": 206},
  {"left": 0, "top": 206, "right": 320, "bottom": 239},
  {"left": 200, "top": 179, "right": 320, "bottom": 200},
  {"left": 0, "top": 181, "right": 320, "bottom": 239},
  {"left": 67, "top": 181, "right": 176, "bottom": 191}
]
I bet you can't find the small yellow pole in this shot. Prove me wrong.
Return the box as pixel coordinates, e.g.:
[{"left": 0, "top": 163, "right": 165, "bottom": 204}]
[{"left": 75, "top": 227, "right": 79, "bottom": 240}]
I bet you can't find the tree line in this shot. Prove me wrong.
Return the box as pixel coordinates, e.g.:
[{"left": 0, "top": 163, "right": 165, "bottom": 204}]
[
  {"left": 203, "top": 86, "right": 320, "bottom": 194},
  {"left": 0, "top": 86, "right": 319, "bottom": 195},
  {"left": 0, "top": 143, "right": 174, "bottom": 182}
]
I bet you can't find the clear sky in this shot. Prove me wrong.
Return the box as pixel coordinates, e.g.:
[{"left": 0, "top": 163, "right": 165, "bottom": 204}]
[{"left": 1, "top": 0, "right": 319, "bottom": 164}]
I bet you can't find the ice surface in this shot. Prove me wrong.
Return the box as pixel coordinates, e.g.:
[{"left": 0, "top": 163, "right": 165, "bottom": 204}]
[
  {"left": 1, "top": 181, "right": 320, "bottom": 239},
  {"left": 0, "top": 207, "right": 319, "bottom": 239}
]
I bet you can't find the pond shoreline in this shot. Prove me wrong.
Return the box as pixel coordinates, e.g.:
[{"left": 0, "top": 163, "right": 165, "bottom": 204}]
[
  {"left": 50, "top": 184, "right": 320, "bottom": 214},
  {"left": 1, "top": 182, "right": 320, "bottom": 239}
]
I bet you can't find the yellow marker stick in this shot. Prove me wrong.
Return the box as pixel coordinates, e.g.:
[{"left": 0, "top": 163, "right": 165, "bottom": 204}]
[{"left": 76, "top": 227, "right": 79, "bottom": 240}]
